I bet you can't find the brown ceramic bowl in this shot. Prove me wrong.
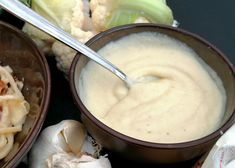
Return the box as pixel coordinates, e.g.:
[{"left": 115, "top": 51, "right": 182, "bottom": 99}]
[
  {"left": 0, "top": 21, "right": 51, "bottom": 167},
  {"left": 70, "top": 23, "right": 235, "bottom": 164}
]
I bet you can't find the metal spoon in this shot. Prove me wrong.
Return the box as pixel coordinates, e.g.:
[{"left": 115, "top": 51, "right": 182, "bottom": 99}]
[{"left": 0, "top": 0, "right": 133, "bottom": 86}]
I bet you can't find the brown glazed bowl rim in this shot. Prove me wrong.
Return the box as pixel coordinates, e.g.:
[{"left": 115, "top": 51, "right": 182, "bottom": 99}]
[
  {"left": 0, "top": 21, "right": 51, "bottom": 167},
  {"left": 70, "top": 23, "right": 235, "bottom": 149}
]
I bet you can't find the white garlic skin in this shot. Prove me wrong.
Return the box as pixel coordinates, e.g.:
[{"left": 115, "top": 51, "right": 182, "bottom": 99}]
[{"left": 47, "top": 152, "right": 112, "bottom": 168}]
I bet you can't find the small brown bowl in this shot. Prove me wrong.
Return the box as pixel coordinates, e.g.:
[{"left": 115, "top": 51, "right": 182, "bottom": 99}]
[
  {"left": 0, "top": 21, "right": 51, "bottom": 167},
  {"left": 70, "top": 23, "right": 235, "bottom": 164}
]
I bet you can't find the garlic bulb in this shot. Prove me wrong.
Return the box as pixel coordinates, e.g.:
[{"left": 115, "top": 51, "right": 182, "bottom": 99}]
[{"left": 29, "top": 120, "right": 111, "bottom": 168}]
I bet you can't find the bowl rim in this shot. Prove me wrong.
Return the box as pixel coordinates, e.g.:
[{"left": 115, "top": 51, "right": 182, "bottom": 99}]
[
  {"left": 70, "top": 23, "right": 235, "bottom": 149},
  {"left": 0, "top": 21, "right": 51, "bottom": 167}
]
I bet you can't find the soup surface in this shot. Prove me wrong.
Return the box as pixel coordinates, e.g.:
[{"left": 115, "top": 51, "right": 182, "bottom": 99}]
[{"left": 79, "top": 32, "right": 226, "bottom": 143}]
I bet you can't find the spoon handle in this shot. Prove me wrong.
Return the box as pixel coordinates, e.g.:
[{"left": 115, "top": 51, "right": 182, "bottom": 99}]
[{"left": 0, "top": 0, "right": 128, "bottom": 82}]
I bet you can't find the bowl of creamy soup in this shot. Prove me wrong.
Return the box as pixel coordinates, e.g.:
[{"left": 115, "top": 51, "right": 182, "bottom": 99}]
[
  {"left": 0, "top": 21, "right": 51, "bottom": 167},
  {"left": 70, "top": 23, "right": 235, "bottom": 164}
]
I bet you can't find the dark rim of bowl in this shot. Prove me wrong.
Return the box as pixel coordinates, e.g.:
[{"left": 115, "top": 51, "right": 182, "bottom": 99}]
[
  {"left": 0, "top": 21, "right": 51, "bottom": 167},
  {"left": 70, "top": 23, "right": 235, "bottom": 149}
]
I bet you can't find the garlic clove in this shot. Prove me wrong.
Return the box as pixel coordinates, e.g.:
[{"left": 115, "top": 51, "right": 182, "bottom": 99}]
[{"left": 62, "top": 121, "right": 86, "bottom": 154}]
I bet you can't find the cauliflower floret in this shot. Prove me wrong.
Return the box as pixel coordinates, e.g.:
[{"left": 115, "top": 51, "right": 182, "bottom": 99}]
[
  {"left": 90, "top": 0, "right": 113, "bottom": 32},
  {"left": 22, "top": 23, "right": 55, "bottom": 55},
  {"left": 71, "top": 29, "right": 96, "bottom": 44},
  {"left": 33, "top": 0, "right": 78, "bottom": 32},
  {"left": 52, "top": 42, "right": 76, "bottom": 74},
  {"left": 23, "top": 0, "right": 95, "bottom": 54},
  {"left": 70, "top": 0, "right": 97, "bottom": 42},
  {"left": 72, "top": 0, "right": 94, "bottom": 31},
  {"left": 52, "top": 0, "right": 97, "bottom": 74},
  {"left": 22, "top": 0, "right": 80, "bottom": 55},
  {"left": 23, "top": 0, "right": 98, "bottom": 74},
  {"left": 52, "top": 28, "right": 96, "bottom": 74}
]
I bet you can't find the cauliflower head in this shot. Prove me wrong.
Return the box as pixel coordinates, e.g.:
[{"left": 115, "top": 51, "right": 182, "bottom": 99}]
[
  {"left": 23, "top": 0, "right": 175, "bottom": 75},
  {"left": 23, "top": 0, "right": 97, "bottom": 73}
]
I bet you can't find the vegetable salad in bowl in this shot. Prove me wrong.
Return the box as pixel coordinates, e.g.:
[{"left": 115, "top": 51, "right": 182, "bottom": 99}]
[
  {"left": 0, "top": 65, "right": 29, "bottom": 159},
  {"left": 0, "top": 21, "right": 51, "bottom": 168}
]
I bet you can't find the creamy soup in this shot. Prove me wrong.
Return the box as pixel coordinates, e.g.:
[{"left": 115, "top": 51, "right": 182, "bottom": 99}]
[{"left": 78, "top": 32, "right": 226, "bottom": 143}]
